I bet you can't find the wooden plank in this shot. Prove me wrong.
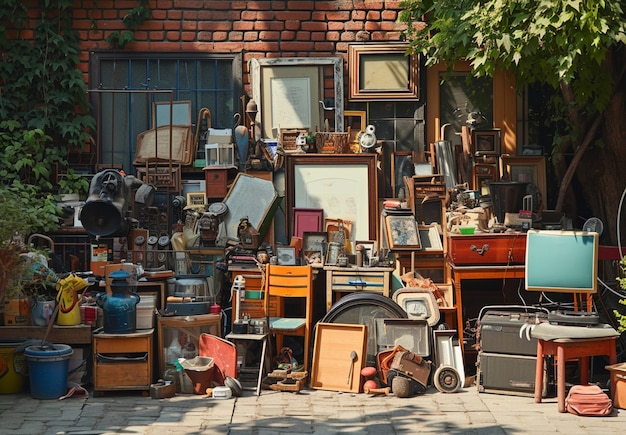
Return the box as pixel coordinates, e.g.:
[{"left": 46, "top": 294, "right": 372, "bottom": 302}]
[{"left": 0, "top": 325, "right": 92, "bottom": 345}]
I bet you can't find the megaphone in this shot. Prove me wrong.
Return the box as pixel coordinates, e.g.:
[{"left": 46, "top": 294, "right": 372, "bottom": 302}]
[{"left": 80, "top": 169, "right": 154, "bottom": 237}]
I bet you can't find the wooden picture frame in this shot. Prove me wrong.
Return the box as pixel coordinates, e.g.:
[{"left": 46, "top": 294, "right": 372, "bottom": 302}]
[
  {"left": 500, "top": 155, "right": 547, "bottom": 208},
  {"left": 250, "top": 57, "right": 344, "bottom": 138},
  {"left": 285, "top": 154, "right": 378, "bottom": 242},
  {"left": 348, "top": 44, "right": 420, "bottom": 101},
  {"left": 152, "top": 100, "right": 192, "bottom": 128},
  {"left": 276, "top": 246, "right": 297, "bottom": 266},
  {"left": 385, "top": 215, "right": 421, "bottom": 250},
  {"left": 292, "top": 208, "right": 324, "bottom": 239},
  {"left": 472, "top": 129, "right": 501, "bottom": 156}
]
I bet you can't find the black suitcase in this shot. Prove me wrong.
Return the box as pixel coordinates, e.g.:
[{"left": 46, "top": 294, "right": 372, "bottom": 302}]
[
  {"left": 479, "top": 309, "right": 548, "bottom": 356},
  {"left": 477, "top": 352, "right": 547, "bottom": 397}
]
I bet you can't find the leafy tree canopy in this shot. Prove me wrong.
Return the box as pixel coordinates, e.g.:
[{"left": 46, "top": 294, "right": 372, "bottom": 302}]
[{"left": 399, "top": 0, "right": 626, "bottom": 111}]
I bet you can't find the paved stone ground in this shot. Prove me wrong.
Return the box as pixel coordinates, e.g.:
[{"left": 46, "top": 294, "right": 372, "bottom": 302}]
[{"left": 1, "top": 383, "right": 626, "bottom": 435}]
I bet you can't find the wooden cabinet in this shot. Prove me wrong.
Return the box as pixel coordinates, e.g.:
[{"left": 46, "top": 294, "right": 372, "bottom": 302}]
[
  {"left": 93, "top": 329, "right": 154, "bottom": 393},
  {"left": 157, "top": 314, "right": 221, "bottom": 378}
]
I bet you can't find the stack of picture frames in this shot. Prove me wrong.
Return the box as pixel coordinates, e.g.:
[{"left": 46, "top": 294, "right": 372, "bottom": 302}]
[{"left": 381, "top": 206, "right": 443, "bottom": 255}]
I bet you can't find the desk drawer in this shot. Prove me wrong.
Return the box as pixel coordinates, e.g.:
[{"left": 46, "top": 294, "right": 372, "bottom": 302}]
[
  {"left": 447, "top": 233, "right": 526, "bottom": 265},
  {"left": 330, "top": 272, "right": 386, "bottom": 290}
]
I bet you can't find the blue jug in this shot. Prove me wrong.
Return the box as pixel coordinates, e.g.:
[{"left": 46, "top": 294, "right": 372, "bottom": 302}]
[{"left": 96, "top": 269, "right": 141, "bottom": 334}]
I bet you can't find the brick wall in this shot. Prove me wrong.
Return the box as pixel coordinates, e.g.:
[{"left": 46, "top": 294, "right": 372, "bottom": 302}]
[{"left": 72, "top": 0, "right": 408, "bottom": 93}]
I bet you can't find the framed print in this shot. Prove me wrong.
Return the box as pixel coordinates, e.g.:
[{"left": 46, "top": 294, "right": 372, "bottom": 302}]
[
  {"left": 302, "top": 231, "right": 328, "bottom": 266},
  {"left": 250, "top": 57, "right": 344, "bottom": 138},
  {"left": 348, "top": 44, "right": 420, "bottom": 101},
  {"left": 472, "top": 129, "right": 501, "bottom": 156},
  {"left": 276, "top": 246, "right": 297, "bottom": 265},
  {"left": 152, "top": 100, "right": 192, "bottom": 128},
  {"left": 186, "top": 192, "right": 206, "bottom": 208},
  {"left": 418, "top": 225, "right": 443, "bottom": 252},
  {"left": 500, "top": 155, "right": 547, "bottom": 208},
  {"left": 285, "top": 154, "right": 378, "bottom": 242},
  {"left": 385, "top": 215, "right": 421, "bottom": 250},
  {"left": 355, "top": 240, "right": 376, "bottom": 265},
  {"left": 472, "top": 163, "right": 498, "bottom": 196}
]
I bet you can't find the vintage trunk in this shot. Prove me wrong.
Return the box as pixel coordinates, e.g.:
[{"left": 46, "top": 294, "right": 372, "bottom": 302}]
[{"left": 447, "top": 232, "right": 527, "bottom": 265}]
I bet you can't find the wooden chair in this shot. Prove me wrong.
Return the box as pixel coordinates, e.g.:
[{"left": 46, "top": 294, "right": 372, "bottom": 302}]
[{"left": 264, "top": 264, "right": 314, "bottom": 372}]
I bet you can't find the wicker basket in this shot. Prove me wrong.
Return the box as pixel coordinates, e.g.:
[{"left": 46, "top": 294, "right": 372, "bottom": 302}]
[{"left": 316, "top": 132, "right": 349, "bottom": 154}]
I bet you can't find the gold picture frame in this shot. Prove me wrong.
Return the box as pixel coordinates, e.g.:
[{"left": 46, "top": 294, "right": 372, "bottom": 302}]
[
  {"left": 385, "top": 215, "right": 421, "bottom": 250},
  {"left": 344, "top": 110, "right": 366, "bottom": 153},
  {"left": 186, "top": 192, "right": 206, "bottom": 208},
  {"left": 348, "top": 44, "right": 420, "bottom": 101}
]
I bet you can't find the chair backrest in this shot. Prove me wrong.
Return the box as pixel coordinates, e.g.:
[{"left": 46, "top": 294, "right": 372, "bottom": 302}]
[{"left": 264, "top": 264, "right": 313, "bottom": 316}]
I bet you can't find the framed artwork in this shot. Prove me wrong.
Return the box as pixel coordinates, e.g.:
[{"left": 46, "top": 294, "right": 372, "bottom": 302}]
[
  {"left": 302, "top": 231, "right": 328, "bottom": 265},
  {"left": 385, "top": 215, "right": 421, "bottom": 250},
  {"left": 152, "top": 100, "right": 192, "bottom": 128},
  {"left": 186, "top": 192, "right": 206, "bottom": 208},
  {"left": 285, "top": 154, "right": 378, "bottom": 241},
  {"left": 344, "top": 110, "right": 366, "bottom": 153},
  {"left": 500, "top": 155, "right": 547, "bottom": 207},
  {"left": 276, "top": 246, "right": 297, "bottom": 265},
  {"left": 418, "top": 225, "right": 443, "bottom": 252},
  {"left": 472, "top": 129, "right": 501, "bottom": 156},
  {"left": 355, "top": 240, "right": 377, "bottom": 265},
  {"left": 348, "top": 44, "right": 420, "bottom": 101},
  {"left": 292, "top": 208, "right": 324, "bottom": 239},
  {"left": 472, "top": 163, "right": 498, "bottom": 196},
  {"left": 250, "top": 57, "right": 344, "bottom": 138},
  {"left": 325, "top": 242, "right": 342, "bottom": 266}
]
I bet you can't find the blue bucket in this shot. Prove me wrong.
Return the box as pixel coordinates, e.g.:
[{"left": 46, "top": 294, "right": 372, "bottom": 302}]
[{"left": 24, "top": 344, "right": 73, "bottom": 399}]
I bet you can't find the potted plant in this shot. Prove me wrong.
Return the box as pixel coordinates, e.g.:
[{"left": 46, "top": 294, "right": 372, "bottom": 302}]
[{"left": 0, "top": 186, "right": 60, "bottom": 325}]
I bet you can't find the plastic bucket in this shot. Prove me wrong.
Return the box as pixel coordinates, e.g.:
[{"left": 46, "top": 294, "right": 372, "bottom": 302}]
[
  {"left": 24, "top": 344, "right": 73, "bottom": 399},
  {"left": 0, "top": 340, "right": 27, "bottom": 394}
]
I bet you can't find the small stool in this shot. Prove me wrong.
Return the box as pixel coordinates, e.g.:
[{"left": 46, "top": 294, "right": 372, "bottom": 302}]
[
  {"left": 534, "top": 336, "right": 618, "bottom": 412},
  {"left": 225, "top": 332, "right": 272, "bottom": 396}
]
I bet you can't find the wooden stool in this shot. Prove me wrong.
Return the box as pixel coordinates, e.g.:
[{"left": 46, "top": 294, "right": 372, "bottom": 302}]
[{"left": 534, "top": 337, "right": 617, "bottom": 412}]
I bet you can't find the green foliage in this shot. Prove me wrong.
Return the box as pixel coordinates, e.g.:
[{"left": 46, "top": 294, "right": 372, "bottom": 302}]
[
  {"left": 105, "top": 1, "right": 151, "bottom": 48},
  {"left": 399, "top": 0, "right": 626, "bottom": 110},
  {"left": 58, "top": 169, "right": 90, "bottom": 197},
  {"left": 614, "top": 259, "right": 626, "bottom": 333}
]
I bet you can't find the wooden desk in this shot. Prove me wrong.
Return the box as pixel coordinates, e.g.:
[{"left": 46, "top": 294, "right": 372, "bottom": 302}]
[
  {"left": 534, "top": 337, "right": 617, "bottom": 412},
  {"left": 448, "top": 263, "right": 526, "bottom": 353},
  {"left": 323, "top": 266, "right": 394, "bottom": 311}
]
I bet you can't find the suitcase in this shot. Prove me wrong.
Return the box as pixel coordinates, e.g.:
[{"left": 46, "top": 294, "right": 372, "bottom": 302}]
[
  {"left": 479, "top": 310, "right": 548, "bottom": 356},
  {"left": 447, "top": 232, "right": 527, "bottom": 265},
  {"left": 477, "top": 352, "right": 547, "bottom": 397}
]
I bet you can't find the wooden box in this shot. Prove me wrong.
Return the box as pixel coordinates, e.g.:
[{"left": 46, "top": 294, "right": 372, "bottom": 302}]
[
  {"left": 93, "top": 329, "right": 153, "bottom": 392},
  {"left": 204, "top": 167, "right": 229, "bottom": 198},
  {"left": 447, "top": 232, "right": 527, "bottom": 266}
]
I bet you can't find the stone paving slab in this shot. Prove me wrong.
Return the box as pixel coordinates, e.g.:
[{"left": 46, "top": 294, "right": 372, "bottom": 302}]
[{"left": 0, "top": 386, "right": 625, "bottom": 434}]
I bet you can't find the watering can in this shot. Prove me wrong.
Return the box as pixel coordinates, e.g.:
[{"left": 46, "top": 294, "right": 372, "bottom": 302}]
[{"left": 55, "top": 274, "right": 89, "bottom": 326}]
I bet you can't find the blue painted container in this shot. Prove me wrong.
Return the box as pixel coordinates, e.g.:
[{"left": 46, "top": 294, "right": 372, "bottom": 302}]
[{"left": 24, "top": 344, "right": 73, "bottom": 399}]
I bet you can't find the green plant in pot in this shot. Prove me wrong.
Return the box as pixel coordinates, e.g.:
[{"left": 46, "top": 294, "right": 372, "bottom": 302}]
[{"left": 0, "top": 186, "right": 60, "bottom": 324}]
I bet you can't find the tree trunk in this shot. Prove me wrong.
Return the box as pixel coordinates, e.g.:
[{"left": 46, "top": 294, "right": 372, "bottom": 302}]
[{"left": 572, "top": 46, "right": 626, "bottom": 247}]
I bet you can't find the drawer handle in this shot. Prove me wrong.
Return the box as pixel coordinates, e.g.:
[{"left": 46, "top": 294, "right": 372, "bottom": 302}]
[
  {"left": 470, "top": 244, "right": 489, "bottom": 255},
  {"left": 348, "top": 280, "right": 367, "bottom": 286}
]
